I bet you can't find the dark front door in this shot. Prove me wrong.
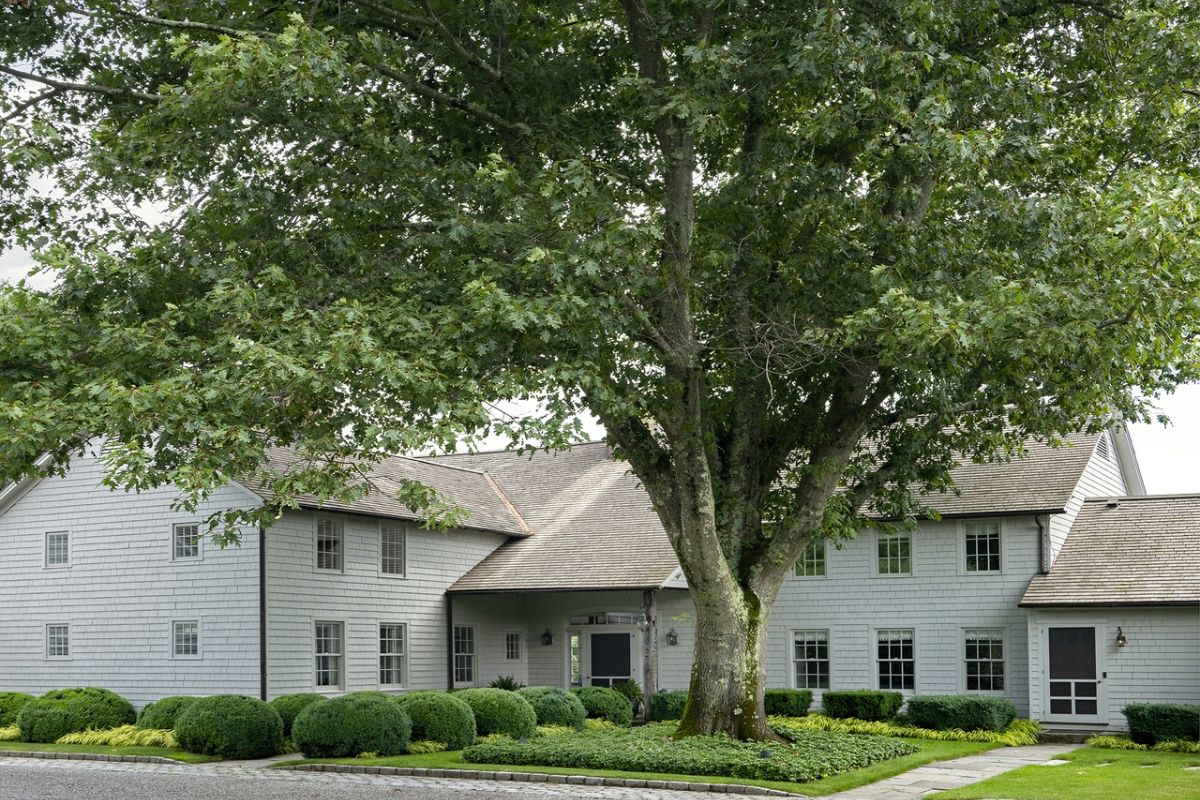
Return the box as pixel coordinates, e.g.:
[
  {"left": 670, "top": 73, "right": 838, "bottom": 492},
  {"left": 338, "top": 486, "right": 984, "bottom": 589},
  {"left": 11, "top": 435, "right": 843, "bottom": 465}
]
[
  {"left": 589, "top": 632, "right": 632, "bottom": 687},
  {"left": 1046, "top": 626, "right": 1102, "bottom": 721}
]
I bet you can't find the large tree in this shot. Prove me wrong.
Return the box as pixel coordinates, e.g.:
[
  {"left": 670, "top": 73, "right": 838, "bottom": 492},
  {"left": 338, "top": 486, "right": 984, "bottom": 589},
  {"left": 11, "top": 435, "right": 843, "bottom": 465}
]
[{"left": 2, "top": 1, "right": 1199, "bottom": 739}]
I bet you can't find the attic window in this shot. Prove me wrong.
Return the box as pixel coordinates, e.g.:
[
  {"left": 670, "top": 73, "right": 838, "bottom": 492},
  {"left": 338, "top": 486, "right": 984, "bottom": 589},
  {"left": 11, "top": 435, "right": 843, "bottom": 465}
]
[{"left": 1096, "top": 434, "right": 1112, "bottom": 461}]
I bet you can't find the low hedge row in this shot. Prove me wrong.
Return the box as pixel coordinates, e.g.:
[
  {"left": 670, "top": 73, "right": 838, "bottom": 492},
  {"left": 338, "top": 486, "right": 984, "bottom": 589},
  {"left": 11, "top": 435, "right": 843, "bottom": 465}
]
[
  {"left": 571, "top": 687, "right": 633, "bottom": 727},
  {"left": 771, "top": 714, "right": 1041, "bottom": 746},
  {"left": 764, "top": 689, "right": 813, "bottom": 717},
  {"left": 174, "top": 695, "right": 283, "bottom": 759},
  {"left": 906, "top": 695, "right": 1017, "bottom": 732},
  {"left": 463, "top": 720, "right": 916, "bottom": 782},
  {"left": 394, "top": 691, "right": 476, "bottom": 749},
  {"left": 16, "top": 688, "right": 136, "bottom": 743},
  {"left": 1088, "top": 734, "right": 1200, "bottom": 753},
  {"left": 650, "top": 690, "right": 688, "bottom": 720},
  {"left": 820, "top": 691, "right": 904, "bottom": 722},
  {"left": 1123, "top": 703, "right": 1200, "bottom": 745},
  {"left": 293, "top": 693, "right": 410, "bottom": 758},
  {"left": 517, "top": 687, "right": 587, "bottom": 729}
]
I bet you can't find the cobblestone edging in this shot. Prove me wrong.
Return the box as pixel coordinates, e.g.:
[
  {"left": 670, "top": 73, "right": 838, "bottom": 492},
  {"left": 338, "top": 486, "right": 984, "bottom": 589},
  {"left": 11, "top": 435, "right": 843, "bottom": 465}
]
[
  {"left": 0, "top": 749, "right": 180, "bottom": 765},
  {"left": 283, "top": 763, "right": 798, "bottom": 796}
]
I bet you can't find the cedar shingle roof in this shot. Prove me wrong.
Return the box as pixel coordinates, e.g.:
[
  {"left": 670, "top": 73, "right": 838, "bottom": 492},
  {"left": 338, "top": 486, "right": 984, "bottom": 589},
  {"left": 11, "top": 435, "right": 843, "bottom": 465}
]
[
  {"left": 1021, "top": 496, "right": 1200, "bottom": 606},
  {"left": 240, "top": 447, "right": 530, "bottom": 537}
]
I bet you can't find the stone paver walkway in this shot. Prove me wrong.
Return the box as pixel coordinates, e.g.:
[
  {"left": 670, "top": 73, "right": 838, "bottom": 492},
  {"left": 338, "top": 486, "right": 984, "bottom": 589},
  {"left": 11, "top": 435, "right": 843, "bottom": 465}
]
[{"left": 823, "top": 744, "right": 1081, "bottom": 800}]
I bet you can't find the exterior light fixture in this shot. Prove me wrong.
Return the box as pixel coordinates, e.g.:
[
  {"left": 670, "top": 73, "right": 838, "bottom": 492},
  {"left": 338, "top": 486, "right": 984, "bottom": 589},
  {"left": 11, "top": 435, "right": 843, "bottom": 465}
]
[
  {"left": 1115, "top": 627, "right": 1127, "bottom": 647},
  {"left": 665, "top": 628, "right": 679, "bottom": 646},
  {"left": 541, "top": 628, "right": 554, "bottom": 646}
]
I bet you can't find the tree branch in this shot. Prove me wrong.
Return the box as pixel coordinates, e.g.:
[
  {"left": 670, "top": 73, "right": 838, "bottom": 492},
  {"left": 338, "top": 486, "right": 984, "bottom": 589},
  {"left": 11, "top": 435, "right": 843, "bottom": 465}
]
[
  {"left": 370, "top": 62, "right": 524, "bottom": 133},
  {"left": 0, "top": 64, "right": 162, "bottom": 103},
  {"left": 1, "top": 87, "right": 61, "bottom": 123}
]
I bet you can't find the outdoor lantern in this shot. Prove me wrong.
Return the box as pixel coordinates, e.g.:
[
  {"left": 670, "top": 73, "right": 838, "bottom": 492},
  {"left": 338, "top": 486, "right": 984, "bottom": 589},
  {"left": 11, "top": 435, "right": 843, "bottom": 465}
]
[
  {"left": 665, "top": 628, "right": 679, "bottom": 646},
  {"left": 1116, "top": 627, "right": 1127, "bottom": 647},
  {"left": 541, "top": 628, "right": 553, "bottom": 646}
]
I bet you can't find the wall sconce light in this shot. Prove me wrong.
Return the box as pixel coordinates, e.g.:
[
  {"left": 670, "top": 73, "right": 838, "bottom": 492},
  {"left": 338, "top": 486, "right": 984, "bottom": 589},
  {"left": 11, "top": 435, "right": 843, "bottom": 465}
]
[
  {"left": 541, "top": 628, "right": 554, "bottom": 646},
  {"left": 1115, "top": 627, "right": 1127, "bottom": 647},
  {"left": 665, "top": 628, "right": 679, "bottom": 646}
]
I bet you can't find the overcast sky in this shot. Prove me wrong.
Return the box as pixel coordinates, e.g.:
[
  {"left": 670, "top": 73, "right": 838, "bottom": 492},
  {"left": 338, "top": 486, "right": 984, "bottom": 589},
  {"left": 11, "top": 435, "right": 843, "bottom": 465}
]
[{"left": 2, "top": 248, "right": 1195, "bottom": 494}]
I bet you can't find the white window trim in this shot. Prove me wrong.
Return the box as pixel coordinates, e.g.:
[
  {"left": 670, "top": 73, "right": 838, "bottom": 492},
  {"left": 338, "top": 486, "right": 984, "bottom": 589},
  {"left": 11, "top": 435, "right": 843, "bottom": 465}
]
[
  {"left": 871, "top": 530, "right": 913, "bottom": 578},
  {"left": 504, "top": 629, "right": 525, "bottom": 664},
  {"left": 314, "top": 517, "right": 346, "bottom": 574},
  {"left": 959, "top": 625, "right": 1008, "bottom": 695},
  {"left": 871, "top": 627, "right": 917, "bottom": 695},
  {"left": 790, "top": 628, "right": 832, "bottom": 692},
  {"left": 793, "top": 539, "right": 829, "bottom": 579},
  {"left": 452, "top": 624, "right": 478, "bottom": 688},
  {"left": 958, "top": 518, "right": 1005, "bottom": 576},
  {"left": 378, "top": 521, "right": 407, "bottom": 578},
  {"left": 313, "top": 619, "right": 346, "bottom": 692},
  {"left": 171, "top": 522, "right": 204, "bottom": 562},
  {"left": 378, "top": 621, "right": 408, "bottom": 689},
  {"left": 170, "top": 619, "right": 202, "bottom": 660},
  {"left": 44, "top": 530, "right": 71, "bottom": 569},
  {"left": 45, "top": 623, "right": 71, "bottom": 660}
]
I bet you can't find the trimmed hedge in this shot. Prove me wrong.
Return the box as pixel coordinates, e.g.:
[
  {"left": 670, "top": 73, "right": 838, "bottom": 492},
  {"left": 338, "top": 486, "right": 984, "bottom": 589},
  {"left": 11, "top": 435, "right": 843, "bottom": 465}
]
[
  {"left": 764, "top": 689, "right": 813, "bottom": 718},
  {"left": 455, "top": 689, "right": 537, "bottom": 739},
  {"left": 174, "top": 695, "right": 283, "bottom": 759},
  {"left": 394, "top": 691, "right": 476, "bottom": 750},
  {"left": 821, "top": 690, "right": 904, "bottom": 721},
  {"left": 649, "top": 690, "right": 688, "bottom": 721},
  {"left": 293, "top": 693, "right": 411, "bottom": 758},
  {"left": 906, "top": 695, "right": 1017, "bottom": 732},
  {"left": 269, "top": 693, "right": 328, "bottom": 736},
  {"left": 1124, "top": 703, "right": 1200, "bottom": 745},
  {"left": 571, "top": 687, "right": 633, "bottom": 727},
  {"left": 0, "top": 693, "right": 34, "bottom": 727},
  {"left": 517, "top": 687, "right": 587, "bottom": 729},
  {"left": 16, "top": 688, "right": 136, "bottom": 743},
  {"left": 137, "top": 696, "right": 199, "bottom": 730}
]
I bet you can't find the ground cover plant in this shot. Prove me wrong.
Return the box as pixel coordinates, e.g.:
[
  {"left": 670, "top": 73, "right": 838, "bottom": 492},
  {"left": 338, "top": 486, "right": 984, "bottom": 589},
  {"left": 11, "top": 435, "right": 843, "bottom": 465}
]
[
  {"left": 57, "top": 725, "right": 178, "bottom": 748},
  {"left": 772, "top": 714, "right": 1040, "bottom": 746},
  {"left": 1087, "top": 734, "right": 1200, "bottom": 754},
  {"left": 462, "top": 721, "right": 916, "bottom": 783},
  {"left": 0, "top": 725, "right": 20, "bottom": 742}
]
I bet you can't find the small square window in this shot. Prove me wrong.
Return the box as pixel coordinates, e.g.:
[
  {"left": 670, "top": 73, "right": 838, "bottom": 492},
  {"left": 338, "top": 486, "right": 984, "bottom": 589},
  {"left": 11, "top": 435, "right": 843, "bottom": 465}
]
[
  {"left": 316, "top": 520, "right": 344, "bottom": 572},
  {"left": 173, "top": 620, "right": 200, "bottom": 658},
  {"left": 173, "top": 524, "right": 201, "bottom": 560},
  {"left": 794, "top": 539, "right": 826, "bottom": 577},
  {"left": 964, "top": 522, "right": 1001, "bottom": 573},
  {"left": 877, "top": 532, "right": 911, "bottom": 575},
  {"left": 381, "top": 525, "right": 406, "bottom": 576},
  {"left": 505, "top": 632, "right": 522, "bottom": 661},
  {"left": 45, "top": 532, "right": 70, "bottom": 568},
  {"left": 47, "top": 624, "right": 70, "bottom": 658}
]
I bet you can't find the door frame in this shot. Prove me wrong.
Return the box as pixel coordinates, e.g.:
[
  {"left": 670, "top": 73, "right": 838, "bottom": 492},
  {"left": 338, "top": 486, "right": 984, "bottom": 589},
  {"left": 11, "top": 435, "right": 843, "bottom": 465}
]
[
  {"left": 561, "top": 624, "right": 643, "bottom": 688},
  {"left": 1040, "top": 622, "right": 1106, "bottom": 724}
]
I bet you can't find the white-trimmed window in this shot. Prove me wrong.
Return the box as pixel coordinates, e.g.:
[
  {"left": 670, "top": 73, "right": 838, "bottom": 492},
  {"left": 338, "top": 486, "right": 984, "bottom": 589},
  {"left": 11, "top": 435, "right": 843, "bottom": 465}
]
[
  {"left": 379, "top": 623, "right": 406, "bottom": 686},
  {"left": 46, "top": 624, "right": 70, "bottom": 658},
  {"left": 876, "top": 532, "right": 911, "bottom": 575},
  {"left": 453, "top": 625, "right": 476, "bottom": 685},
  {"left": 964, "top": 521, "right": 1001, "bottom": 573},
  {"left": 173, "top": 523, "right": 201, "bottom": 560},
  {"left": 380, "top": 524, "right": 406, "bottom": 576},
  {"left": 877, "top": 629, "right": 915, "bottom": 691},
  {"left": 45, "top": 531, "right": 70, "bottom": 568},
  {"left": 505, "top": 631, "right": 522, "bottom": 661},
  {"left": 315, "top": 519, "right": 344, "bottom": 572},
  {"left": 315, "top": 621, "right": 344, "bottom": 689},
  {"left": 172, "top": 620, "right": 200, "bottom": 658},
  {"left": 793, "top": 629, "right": 830, "bottom": 689},
  {"left": 964, "top": 628, "right": 1005, "bottom": 691},
  {"left": 794, "top": 539, "right": 826, "bottom": 577}
]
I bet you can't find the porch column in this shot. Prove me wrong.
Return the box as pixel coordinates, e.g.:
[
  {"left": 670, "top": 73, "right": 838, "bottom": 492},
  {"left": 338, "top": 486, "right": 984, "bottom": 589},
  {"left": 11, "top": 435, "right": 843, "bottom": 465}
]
[{"left": 642, "top": 589, "right": 658, "bottom": 720}]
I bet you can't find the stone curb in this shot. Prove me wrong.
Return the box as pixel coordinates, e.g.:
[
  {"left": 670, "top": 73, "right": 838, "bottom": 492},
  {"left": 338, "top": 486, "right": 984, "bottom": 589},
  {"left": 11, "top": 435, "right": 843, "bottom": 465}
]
[
  {"left": 282, "top": 763, "right": 800, "bottom": 796},
  {"left": 0, "top": 749, "right": 180, "bottom": 765}
]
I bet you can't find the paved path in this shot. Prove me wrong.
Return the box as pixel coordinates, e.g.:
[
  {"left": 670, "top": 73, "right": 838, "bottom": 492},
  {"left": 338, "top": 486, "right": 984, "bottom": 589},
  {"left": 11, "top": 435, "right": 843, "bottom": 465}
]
[{"left": 823, "top": 744, "right": 1081, "bottom": 800}]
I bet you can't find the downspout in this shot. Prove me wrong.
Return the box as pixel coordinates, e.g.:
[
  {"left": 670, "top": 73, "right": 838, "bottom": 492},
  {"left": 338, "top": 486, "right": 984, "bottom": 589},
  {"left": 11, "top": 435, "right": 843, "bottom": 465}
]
[
  {"left": 258, "top": 525, "right": 268, "bottom": 701},
  {"left": 446, "top": 593, "right": 455, "bottom": 691},
  {"left": 1034, "top": 514, "right": 1049, "bottom": 575}
]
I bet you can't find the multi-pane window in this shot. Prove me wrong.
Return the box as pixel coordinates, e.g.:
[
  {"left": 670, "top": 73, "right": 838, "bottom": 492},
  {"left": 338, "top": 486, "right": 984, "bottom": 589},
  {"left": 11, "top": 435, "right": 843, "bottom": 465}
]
[
  {"left": 794, "top": 539, "right": 827, "bottom": 577},
  {"left": 965, "top": 629, "right": 1005, "bottom": 691},
  {"left": 173, "top": 523, "right": 201, "bottom": 560},
  {"left": 877, "top": 532, "right": 912, "bottom": 575},
  {"left": 381, "top": 525, "right": 406, "bottom": 576},
  {"left": 173, "top": 620, "right": 200, "bottom": 657},
  {"left": 505, "top": 632, "right": 522, "bottom": 661},
  {"left": 379, "top": 623, "right": 406, "bottom": 686},
  {"left": 46, "top": 624, "right": 70, "bottom": 658},
  {"left": 568, "top": 633, "right": 582, "bottom": 687},
  {"left": 45, "top": 532, "right": 70, "bottom": 567},
  {"left": 964, "top": 522, "right": 1001, "bottom": 573},
  {"left": 316, "top": 519, "right": 344, "bottom": 572},
  {"left": 877, "top": 629, "right": 915, "bottom": 690},
  {"left": 793, "top": 630, "right": 830, "bottom": 689},
  {"left": 315, "top": 621, "right": 344, "bottom": 689},
  {"left": 453, "top": 625, "right": 475, "bottom": 685}
]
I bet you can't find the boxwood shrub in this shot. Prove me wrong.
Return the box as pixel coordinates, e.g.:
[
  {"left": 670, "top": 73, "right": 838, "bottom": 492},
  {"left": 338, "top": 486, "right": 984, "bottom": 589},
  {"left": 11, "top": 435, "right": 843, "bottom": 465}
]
[
  {"left": 293, "top": 693, "right": 411, "bottom": 758},
  {"left": 764, "top": 689, "right": 813, "bottom": 717},
  {"left": 906, "top": 695, "right": 1017, "bottom": 732},
  {"left": 16, "top": 688, "right": 136, "bottom": 743},
  {"left": 394, "top": 691, "right": 475, "bottom": 750},
  {"left": 571, "top": 687, "right": 633, "bottom": 727},
  {"left": 269, "top": 693, "right": 328, "bottom": 736},
  {"left": 649, "top": 690, "right": 688, "bottom": 721},
  {"left": 517, "top": 687, "right": 587, "bottom": 729},
  {"left": 1124, "top": 703, "right": 1200, "bottom": 745},
  {"left": 455, "top": 688, "right": 537, "bottom": 739},
  {"left": 137, "top": 696, "right": 200, "bottom": 730},
  {"left": 821, "top": 690, "right": 904, "bottom": 721},
  {"left": 174, "top": 695, "right": 283, "bottom": 759},
  {"left": 0, "top": 692, "right": 34, "bottom": 727}
]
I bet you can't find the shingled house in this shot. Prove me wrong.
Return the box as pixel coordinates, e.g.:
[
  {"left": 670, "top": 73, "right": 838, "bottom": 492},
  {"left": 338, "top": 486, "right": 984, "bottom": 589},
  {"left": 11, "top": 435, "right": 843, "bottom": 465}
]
[{"left": 0, "top": 426, "right": 1196, "bottom": 732}]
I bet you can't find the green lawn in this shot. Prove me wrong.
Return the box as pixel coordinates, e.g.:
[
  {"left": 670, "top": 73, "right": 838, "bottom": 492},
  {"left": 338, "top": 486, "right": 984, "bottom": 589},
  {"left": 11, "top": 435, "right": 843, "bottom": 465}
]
[
  {"left": 0, "top": 740, "right": 217, "bottom": 764},
  {"left": 935, "top": 746, "right": 1200, "bottom": 800},
  {"left": 283, "top": 737, "right": 997, "bottom": 796}
]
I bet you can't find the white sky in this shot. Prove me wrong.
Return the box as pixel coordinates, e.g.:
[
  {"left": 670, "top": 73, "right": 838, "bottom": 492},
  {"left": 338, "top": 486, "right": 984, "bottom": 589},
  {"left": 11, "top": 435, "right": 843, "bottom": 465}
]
[{"left": 2, "top": 248, "right": 1196, "bottom": 494}]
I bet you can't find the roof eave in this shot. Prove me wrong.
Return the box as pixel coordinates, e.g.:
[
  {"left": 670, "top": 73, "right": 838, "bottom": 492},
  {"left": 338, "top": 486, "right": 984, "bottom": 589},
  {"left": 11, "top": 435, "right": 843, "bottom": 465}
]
[
  {"left": 1019, "top": 599, "right": 1199, "bottom": 608},
  {"left": 447, "top": 584, "right": 665, "bottom": 595},
  {"left": 870, "top": 506, "right": 1067, "bottom": 523}
]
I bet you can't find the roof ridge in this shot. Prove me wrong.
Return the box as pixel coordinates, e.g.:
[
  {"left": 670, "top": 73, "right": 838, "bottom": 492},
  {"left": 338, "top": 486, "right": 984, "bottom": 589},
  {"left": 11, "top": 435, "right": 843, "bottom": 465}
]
[
  {"left": 418, "top": 440, "right": 609, "bottom": 460},
  {"left": 1082, "top": 493, "right": 1200, "bottom": 503}
]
